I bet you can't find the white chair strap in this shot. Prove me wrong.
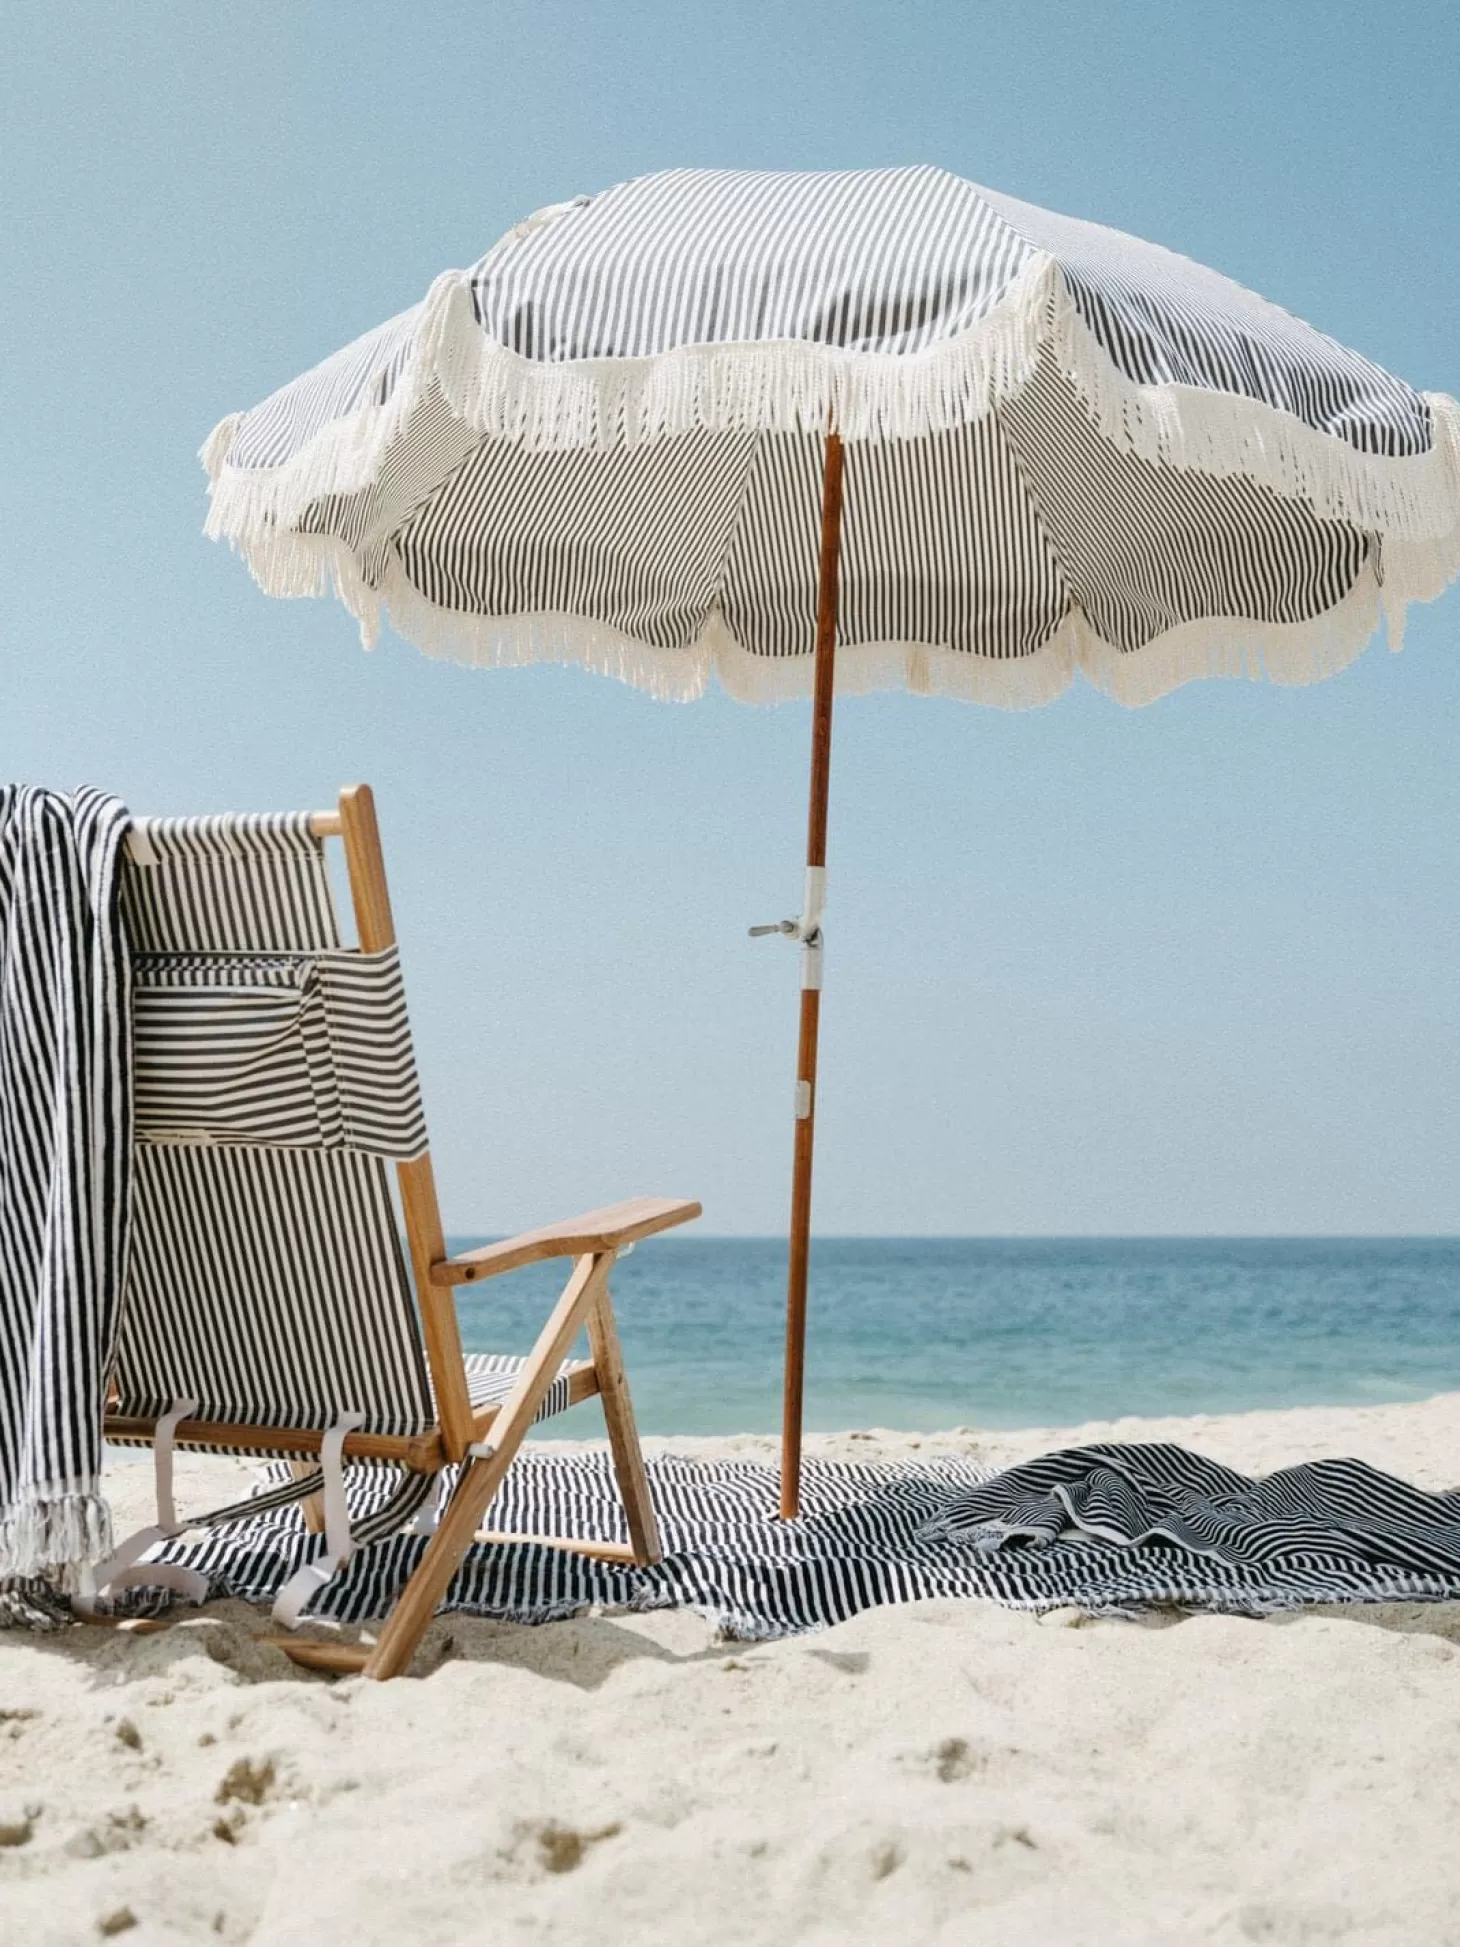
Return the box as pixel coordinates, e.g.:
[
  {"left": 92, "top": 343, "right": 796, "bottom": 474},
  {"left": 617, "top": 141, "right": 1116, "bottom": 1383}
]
[
  {"left": 319, "top": 1414, "right": 359, "bottom": 1560},
  {"left": 98, "top": 1562, "right": 211, "bottom": 1606},
  {"left": 153, "top": 1395, "right": 199, "bottom": 1531},
  {"left": 409, "top": 1480, "right": 442, "bottom": 1538},
  {"left": 75, "top": 1396, "right": 201, "bottom": 1616},
  {"left": 270, "top": 1410, "right": 365, "bottom": 1630}
]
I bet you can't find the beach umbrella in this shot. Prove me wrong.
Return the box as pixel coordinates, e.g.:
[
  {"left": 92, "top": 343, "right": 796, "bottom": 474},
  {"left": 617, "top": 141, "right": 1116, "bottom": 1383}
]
[{"left": 202, "top": 167, "right": 1460, "bottom": 1517}]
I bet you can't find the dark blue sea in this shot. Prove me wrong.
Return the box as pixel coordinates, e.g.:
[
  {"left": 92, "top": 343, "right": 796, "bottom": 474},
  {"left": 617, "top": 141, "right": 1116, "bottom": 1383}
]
[{"left": 450, "top": 1236, "right": 1460, "bottom": 1436}]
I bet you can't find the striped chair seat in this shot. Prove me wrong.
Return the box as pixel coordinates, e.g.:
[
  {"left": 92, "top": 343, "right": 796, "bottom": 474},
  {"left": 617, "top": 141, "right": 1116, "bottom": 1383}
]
[{"left": 459, "top": 1352, "right": 589, "bottom": 1422}]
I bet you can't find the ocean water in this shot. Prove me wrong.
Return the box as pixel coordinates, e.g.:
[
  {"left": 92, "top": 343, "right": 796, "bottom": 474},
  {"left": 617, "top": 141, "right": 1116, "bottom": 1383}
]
[{"left": 452, "top": 1236, "right": 1460, "bottom": 1437}]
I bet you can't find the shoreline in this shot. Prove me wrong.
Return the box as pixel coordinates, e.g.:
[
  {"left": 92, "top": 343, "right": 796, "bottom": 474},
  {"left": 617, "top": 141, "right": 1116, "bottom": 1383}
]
[
  {"left": 554, "top": 1384, "right": 1460, "bottom": 1487},
  {"left": 8, "top": 1393, "right": 1460, "bottom": 1944}
]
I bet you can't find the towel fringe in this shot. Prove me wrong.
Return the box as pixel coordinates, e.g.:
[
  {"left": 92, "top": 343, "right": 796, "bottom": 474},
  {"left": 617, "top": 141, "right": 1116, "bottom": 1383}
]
[{"left": 0, "top": 1491, "right": 112, "bottom": 1583}]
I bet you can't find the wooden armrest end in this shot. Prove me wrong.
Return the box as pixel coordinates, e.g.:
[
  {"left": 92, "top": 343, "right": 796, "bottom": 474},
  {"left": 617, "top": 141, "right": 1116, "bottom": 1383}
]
[{"left": 430, "top": 1196, "right": 701, "bottom": 1285}]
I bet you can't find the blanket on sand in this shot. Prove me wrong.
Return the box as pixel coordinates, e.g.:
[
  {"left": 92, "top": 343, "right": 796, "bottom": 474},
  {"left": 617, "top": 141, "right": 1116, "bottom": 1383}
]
[{"left": 125, "top": 1442, "right": 1460, "bottom": 1639}]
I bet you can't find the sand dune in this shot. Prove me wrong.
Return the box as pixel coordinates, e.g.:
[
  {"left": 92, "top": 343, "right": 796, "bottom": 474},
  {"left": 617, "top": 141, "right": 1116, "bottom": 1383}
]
[{"left": 3, "top": 1395, "right": 1460, "bottom": 1945}]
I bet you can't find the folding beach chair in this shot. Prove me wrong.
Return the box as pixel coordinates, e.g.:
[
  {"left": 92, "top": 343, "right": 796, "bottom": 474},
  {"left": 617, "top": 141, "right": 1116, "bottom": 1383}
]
[{"left": 99, "top": 785, "right": 698, "bottom": 1678}]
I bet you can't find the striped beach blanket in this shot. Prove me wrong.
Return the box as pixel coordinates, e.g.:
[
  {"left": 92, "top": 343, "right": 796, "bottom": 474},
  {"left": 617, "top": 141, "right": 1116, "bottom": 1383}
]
[
  {"left": 0, "top": 787, "right": 132, "bottom": 1589},
  {"left": 921, "top": 1443, "right": 1460, "bottom": 1610},
  {"left": 141, "top": 1443, "right": 1460, "bottom": 1639}
]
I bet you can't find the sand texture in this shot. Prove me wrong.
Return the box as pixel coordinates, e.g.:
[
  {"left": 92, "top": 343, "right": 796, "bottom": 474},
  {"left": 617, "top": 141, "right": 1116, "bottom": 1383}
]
[{"left": 4, "top": 1394, "right": 1460, "bottom": 1945}]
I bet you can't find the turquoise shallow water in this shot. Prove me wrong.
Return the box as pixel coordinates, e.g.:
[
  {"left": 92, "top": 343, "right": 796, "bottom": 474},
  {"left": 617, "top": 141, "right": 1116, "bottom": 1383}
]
[{"left": 451, "top": 1236, "right": 1460, "bottom": 1437}]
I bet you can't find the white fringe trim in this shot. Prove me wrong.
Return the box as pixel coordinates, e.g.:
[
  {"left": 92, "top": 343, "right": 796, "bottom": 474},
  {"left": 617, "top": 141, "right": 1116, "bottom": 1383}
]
[
  {"left": 203, "top": 253, "right": 1460, "bottom": 551},
  {"left": 0, "top": 1489, "right": 112, "bottom": 1581},
  {"left": 1050, "top": 294, "right": 1460, "bottom": 544},
  {"left": 234, "top": 534, "right": 1430, "bottom": 712}
]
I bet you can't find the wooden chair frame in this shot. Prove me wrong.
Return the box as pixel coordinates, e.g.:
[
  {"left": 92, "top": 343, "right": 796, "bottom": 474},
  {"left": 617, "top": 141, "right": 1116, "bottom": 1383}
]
[{"left": 103, "top": 784, "right": 699, "bottom": 1679}]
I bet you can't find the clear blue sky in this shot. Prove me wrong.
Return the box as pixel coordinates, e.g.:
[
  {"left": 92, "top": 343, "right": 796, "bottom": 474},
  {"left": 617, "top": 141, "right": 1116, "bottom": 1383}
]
[{"left": 4, "top": 1, "right": 1458, "bottom": 1235}]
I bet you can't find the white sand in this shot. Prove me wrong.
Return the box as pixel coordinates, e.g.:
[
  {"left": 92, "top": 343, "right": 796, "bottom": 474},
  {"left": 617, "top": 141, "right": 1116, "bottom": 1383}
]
[{"left": 5, "top": 1394, "right": 1460, "bottom": 1945}]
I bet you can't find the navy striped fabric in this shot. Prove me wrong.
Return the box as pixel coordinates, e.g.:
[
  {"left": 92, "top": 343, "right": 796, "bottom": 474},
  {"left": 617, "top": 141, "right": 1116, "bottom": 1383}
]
[
  {"left": 114, "top": 813, "right": 436, "bottom": 1438},
  {"left": 922, "top": 1444, "right": 1460, "bottom": 1591},
  {"left": 142, "top": 1444, "right": 1460, "bottom": 1636},
  {"left": 122, "top": 814, "right": 340, "bottom": 954},
  {"left": 470, "top": 170, "right": 1035, "bottom": 365},
  {"left": 0, "top": 789, "right": 132, "bottom": 1582},
  {"left": 227, "top": 167, "right": 1429, "bottom": 463},
  {"left": 133, "top": 944, "right": 428, "bottom": 1159},
  {"left": 976, "top": 184, "right": 1429, "bottom": 456},
  {"left": 111, "top": 811, "right": 584, "bottom": 1451},
  {"left": 117, "top": 1141, "right": 433, "bottom": 1435}
]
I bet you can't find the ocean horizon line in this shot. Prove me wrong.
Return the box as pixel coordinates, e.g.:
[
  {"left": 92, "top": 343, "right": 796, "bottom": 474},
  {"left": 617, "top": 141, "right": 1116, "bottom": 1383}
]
[{"left": 448, "top": 1230, "right": 1460, "bottom": 1245}]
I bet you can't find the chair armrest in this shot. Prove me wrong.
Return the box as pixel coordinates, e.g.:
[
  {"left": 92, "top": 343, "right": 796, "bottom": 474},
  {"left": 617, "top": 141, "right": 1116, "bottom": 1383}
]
[{"left": 429, "top": 1196, "right": 701, "bottom": 1285}]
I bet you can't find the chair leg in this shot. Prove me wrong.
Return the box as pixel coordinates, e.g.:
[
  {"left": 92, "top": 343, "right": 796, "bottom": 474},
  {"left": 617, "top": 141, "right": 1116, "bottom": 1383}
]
[
  {"left": 585, "top": 1284, "right": 661, "bottom": 1566},
  {"left": 360, "top": 1445, "right": 517, "bottom": 1679},
  {"left": 362, "top": 1251, "right": 613, "bottom": 1680}
]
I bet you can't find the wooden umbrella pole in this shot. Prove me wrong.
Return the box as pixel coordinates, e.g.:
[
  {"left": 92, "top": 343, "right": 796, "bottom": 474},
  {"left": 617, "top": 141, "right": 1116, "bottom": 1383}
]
[{"left": 780, "top": 430, "right": 845, "bottom": 1521}]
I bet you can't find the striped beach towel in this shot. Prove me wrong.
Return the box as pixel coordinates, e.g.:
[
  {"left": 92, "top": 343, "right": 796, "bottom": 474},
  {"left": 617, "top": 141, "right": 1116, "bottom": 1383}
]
[{"left": 0, "top": 787, "right": 132, "bottom": 1589}]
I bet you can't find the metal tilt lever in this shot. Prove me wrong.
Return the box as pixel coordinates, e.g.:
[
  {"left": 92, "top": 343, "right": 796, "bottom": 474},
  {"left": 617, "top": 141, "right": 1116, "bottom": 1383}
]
[{"left": 749, "top": 429, "right": 844, "bottom": 1521}]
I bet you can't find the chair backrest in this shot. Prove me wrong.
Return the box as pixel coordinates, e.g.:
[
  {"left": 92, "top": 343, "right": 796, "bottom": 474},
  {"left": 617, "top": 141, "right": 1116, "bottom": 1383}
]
[{"left": 112, "top": 805, "right": 439, "bottom": 1439}]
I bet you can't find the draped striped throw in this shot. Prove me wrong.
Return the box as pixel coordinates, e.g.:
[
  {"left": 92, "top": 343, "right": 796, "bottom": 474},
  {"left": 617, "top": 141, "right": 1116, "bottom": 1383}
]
[
  {"left": 203, "top": 166, "right": 1460, "bottom": 707},
  {"left": 139, "top": 1443, "right": 1460, "bottom": 1638},
  {"left": 0, "top": 787, "right": 132, "bottom": 1583}
]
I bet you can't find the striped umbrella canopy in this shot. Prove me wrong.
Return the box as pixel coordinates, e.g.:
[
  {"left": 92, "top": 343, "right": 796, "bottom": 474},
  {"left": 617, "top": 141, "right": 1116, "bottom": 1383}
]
[{"left": 204, "top": 166, "right": 1460, "bottom": 1515}]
